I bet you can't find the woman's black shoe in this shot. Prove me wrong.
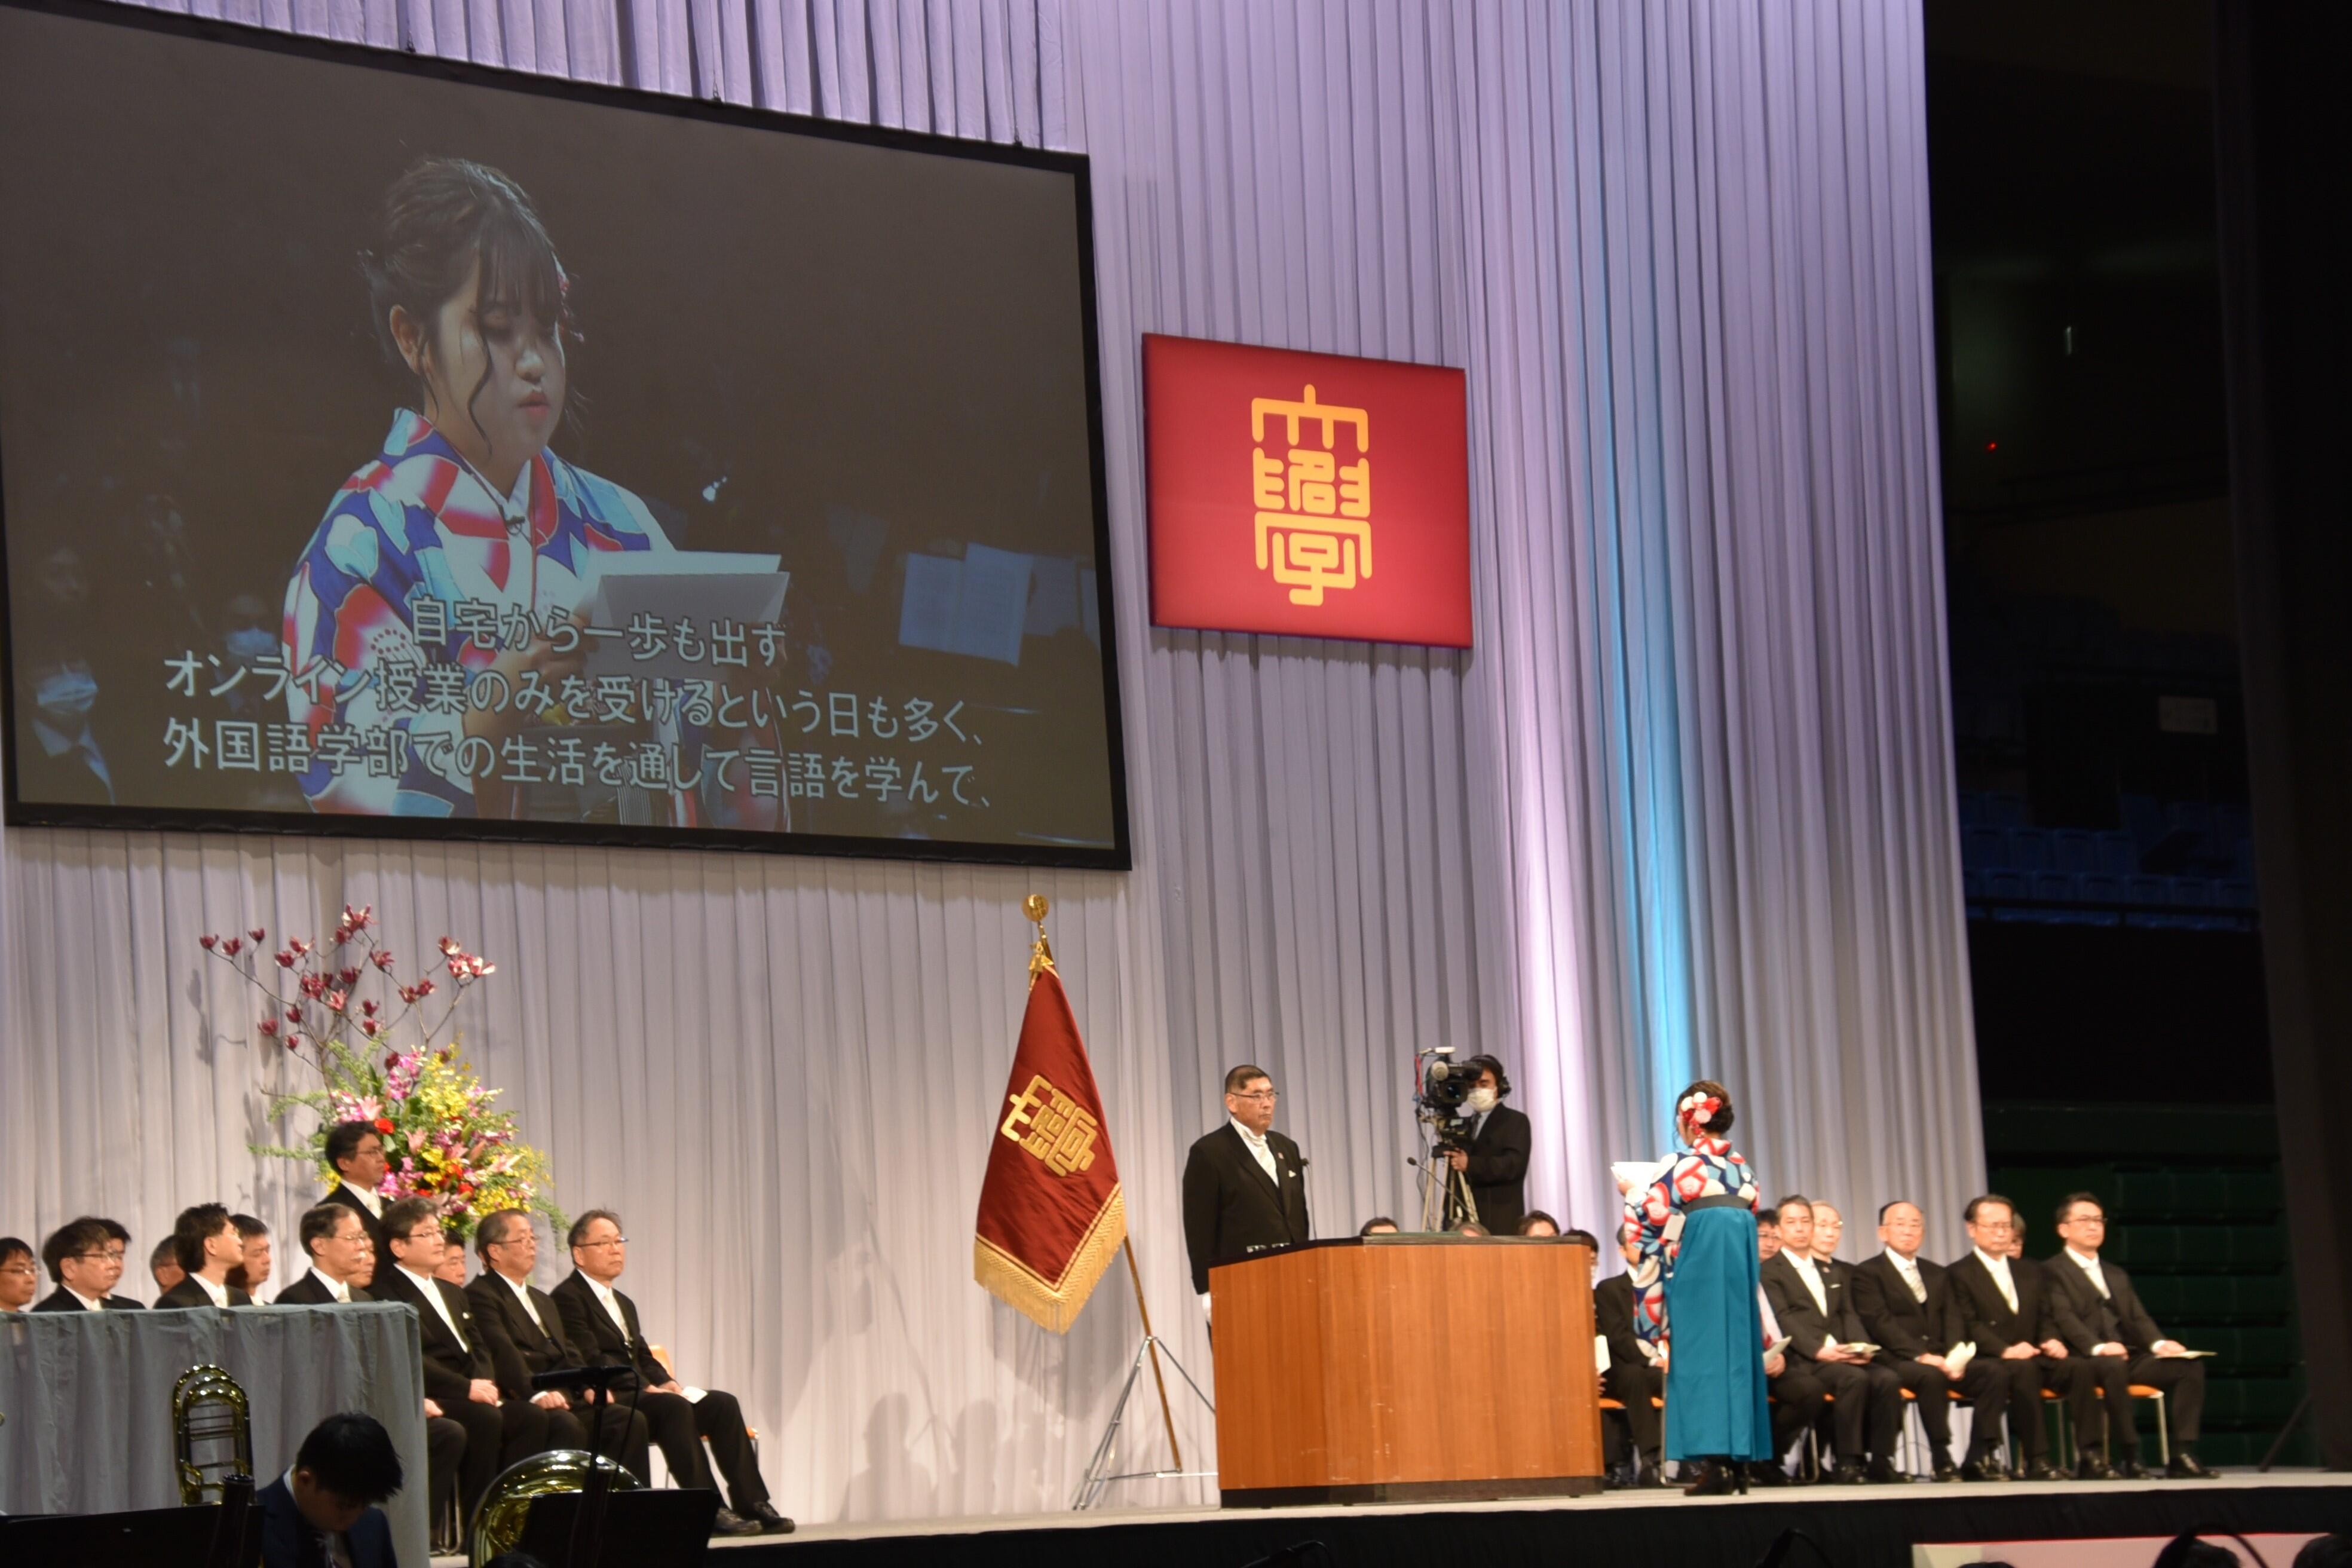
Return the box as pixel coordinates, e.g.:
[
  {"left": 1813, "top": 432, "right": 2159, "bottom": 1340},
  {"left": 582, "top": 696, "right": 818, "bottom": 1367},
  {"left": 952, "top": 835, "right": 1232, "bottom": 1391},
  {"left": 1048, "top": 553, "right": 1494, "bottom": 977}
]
[{"left": 1682, "top": 1459, "right": 1737, "bottom": 1496}]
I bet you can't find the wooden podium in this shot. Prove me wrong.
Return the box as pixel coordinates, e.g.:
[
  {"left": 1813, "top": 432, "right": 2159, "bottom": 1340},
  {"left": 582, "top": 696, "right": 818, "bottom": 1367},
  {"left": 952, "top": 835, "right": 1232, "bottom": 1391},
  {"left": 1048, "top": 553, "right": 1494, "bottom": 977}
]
[{"left": 1208, "top": 1235, "right": 1603, "bottom": 1506}]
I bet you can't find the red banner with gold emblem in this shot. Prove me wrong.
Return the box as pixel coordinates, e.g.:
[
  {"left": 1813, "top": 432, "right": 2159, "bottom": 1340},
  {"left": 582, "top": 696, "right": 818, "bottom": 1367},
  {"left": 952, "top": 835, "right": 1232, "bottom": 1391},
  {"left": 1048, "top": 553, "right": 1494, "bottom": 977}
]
[
  {"left": 973, "top": 966, "right": 1125, "bottom": 1333},
  {"left": 1144, "top": 332, "right": 1472, "bottom": 646}
]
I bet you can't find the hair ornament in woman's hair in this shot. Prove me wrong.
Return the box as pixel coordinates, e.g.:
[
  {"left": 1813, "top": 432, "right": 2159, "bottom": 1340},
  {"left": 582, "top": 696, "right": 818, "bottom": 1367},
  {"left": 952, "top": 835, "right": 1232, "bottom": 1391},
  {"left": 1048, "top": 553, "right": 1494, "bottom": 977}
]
[{"left": 1677, "top": 1090, "right": 1723, "bottom": 1128}]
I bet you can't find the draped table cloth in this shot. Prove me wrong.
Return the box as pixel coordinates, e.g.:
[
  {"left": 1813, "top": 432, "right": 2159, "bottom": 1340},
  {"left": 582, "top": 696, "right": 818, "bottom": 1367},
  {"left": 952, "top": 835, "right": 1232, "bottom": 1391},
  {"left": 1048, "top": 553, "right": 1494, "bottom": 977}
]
[{"left": 0, "top": 1301, "right": 429, "bottom": 1565}]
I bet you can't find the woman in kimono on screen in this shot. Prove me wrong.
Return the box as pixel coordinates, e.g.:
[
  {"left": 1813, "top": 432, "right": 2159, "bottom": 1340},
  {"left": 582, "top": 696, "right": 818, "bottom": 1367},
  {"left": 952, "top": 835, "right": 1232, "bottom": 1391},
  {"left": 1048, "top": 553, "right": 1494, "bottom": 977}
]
[
  {"left": 282, "top": 156, "right": 782, "bottom": 828},
  {"left": 1623, "top": 1077, "right": 1772, "bottom": 1496}
]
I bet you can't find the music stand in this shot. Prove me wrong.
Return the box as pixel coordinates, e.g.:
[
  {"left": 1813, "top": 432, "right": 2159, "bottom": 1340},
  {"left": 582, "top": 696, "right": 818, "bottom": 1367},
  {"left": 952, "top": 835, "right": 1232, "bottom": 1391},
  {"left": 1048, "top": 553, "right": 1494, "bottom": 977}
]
[{"left": 0, "top": 1503, "right": 223, "bottom": 1567}]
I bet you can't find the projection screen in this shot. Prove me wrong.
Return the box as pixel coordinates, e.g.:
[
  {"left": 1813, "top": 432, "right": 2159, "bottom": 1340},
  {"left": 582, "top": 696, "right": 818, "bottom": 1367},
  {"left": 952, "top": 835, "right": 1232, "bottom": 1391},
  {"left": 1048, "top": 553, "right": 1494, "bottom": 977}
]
[{"left": 0, "top": 1, "right": 1129, "bottom": 868}]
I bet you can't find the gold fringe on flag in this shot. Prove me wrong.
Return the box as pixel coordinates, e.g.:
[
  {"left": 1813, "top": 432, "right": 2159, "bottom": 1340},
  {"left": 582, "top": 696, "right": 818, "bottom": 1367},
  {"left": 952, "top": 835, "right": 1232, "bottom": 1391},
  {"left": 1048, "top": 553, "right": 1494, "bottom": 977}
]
[{"left": 972, "top": 1186, "right": 1127, "bottom": 1334}]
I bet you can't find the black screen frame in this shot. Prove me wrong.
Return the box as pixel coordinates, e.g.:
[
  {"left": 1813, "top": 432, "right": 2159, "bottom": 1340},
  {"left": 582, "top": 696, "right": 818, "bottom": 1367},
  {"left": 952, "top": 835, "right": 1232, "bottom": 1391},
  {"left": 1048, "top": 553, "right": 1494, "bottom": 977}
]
[{"left": 0, "top": 0, "right": 1133, "bottom": 872}]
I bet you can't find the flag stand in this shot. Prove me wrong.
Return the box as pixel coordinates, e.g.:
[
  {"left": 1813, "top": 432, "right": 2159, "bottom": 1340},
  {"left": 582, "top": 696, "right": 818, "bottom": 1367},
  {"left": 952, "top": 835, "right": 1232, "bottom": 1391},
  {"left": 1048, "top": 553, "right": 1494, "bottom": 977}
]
[
  {"left": 1010, "top": 896, "right": 1217, "bottom": 1511},
  {"left": 1070, "top": 1236, "right": 1218, "bottom": 1509}
]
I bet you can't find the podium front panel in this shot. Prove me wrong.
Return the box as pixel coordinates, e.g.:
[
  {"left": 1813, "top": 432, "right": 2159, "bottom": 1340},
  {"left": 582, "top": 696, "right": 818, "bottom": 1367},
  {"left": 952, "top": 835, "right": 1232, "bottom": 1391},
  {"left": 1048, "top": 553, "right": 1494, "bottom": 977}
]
[{"left": 1208, "top": 1237, "right": 1602, "bottom": 1505}]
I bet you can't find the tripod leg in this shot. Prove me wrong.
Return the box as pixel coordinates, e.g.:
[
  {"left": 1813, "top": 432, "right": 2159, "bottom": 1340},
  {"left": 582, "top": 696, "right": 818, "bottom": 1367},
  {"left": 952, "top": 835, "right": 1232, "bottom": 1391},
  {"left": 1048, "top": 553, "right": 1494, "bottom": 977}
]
[
  {"left": 1071, "top": 1340, "right": 1153, "bottom": 1509},
  {"left": 2258, "top": 1392, "right": 2311, "bottom": 1474}
]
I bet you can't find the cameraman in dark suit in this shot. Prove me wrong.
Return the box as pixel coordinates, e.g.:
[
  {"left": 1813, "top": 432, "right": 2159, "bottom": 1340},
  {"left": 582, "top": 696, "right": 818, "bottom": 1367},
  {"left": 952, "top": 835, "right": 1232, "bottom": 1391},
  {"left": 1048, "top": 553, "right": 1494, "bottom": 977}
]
[
  {"left": 1761, "top": 1195, "right": 1903, "bottom": 1482},
  {"left": 1440, "top": 1055, "right": 1530, "bottom": 1235},
  {"left": 2044, "top": 1192, "right": 2216, "bottom": 1478},
  {"left": 1183, "top": 1064, "right": 1311, "bottom": 1315}
]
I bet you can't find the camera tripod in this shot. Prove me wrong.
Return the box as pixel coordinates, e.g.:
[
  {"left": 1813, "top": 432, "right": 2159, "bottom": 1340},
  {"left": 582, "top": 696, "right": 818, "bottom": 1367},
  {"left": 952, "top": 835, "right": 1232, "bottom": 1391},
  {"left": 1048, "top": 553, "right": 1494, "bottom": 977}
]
[{"left": 1416, "top": 1128, "right": 1481, "bottom": 1232}]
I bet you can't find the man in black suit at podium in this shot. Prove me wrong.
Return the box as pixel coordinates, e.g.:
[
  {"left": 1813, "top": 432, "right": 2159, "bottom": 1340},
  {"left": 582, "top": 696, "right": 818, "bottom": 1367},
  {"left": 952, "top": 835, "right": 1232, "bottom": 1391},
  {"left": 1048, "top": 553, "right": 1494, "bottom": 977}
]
[
  {"left": 1183, "top": 1064, "right": 1311, "bottom": 1315},
  {"left": 1440, "top": 1055, "right": 1531, "bottom": 1235}
]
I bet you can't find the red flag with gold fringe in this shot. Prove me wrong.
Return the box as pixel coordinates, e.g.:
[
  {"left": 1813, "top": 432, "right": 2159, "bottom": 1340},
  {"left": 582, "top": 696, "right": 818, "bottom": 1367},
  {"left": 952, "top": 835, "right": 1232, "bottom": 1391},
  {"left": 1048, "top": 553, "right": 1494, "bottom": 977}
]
[{"left": 973, "top": 965, "right": 1125, "bottom": 1333}]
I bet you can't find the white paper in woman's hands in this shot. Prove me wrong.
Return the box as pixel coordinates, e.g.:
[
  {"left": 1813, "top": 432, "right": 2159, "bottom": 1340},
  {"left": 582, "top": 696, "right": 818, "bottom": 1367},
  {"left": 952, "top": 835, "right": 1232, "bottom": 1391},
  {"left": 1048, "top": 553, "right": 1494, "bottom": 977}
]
[{"left": 1612, "top": 1158, "right": 1670, "bottom": 1195}]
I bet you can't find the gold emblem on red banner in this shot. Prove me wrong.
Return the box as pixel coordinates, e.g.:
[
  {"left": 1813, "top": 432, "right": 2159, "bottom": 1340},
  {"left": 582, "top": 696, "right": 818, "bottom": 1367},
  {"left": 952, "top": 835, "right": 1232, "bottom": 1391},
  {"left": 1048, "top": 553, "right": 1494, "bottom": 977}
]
[
  {"left": 1251, "top": 384, "right": 1373, "bottom": 606},
  {"left": 1000, "top": 1072, "right": 1102, "bottom": 1175}
]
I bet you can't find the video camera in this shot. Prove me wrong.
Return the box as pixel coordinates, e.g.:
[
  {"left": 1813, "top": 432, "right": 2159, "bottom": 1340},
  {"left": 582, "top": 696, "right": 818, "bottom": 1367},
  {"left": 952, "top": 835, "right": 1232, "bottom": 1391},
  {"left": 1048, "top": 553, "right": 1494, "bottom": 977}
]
[{"left": 1414, "top": 1048, "right": 1484, "bottom": 1147}]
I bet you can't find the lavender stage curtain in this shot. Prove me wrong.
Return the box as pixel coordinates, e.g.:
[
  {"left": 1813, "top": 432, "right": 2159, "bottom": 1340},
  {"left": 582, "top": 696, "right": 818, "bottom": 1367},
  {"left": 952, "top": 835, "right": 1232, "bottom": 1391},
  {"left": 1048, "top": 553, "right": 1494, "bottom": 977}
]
[{"left": 0, "top": 0, "right": 1979, "bottom": 1524}]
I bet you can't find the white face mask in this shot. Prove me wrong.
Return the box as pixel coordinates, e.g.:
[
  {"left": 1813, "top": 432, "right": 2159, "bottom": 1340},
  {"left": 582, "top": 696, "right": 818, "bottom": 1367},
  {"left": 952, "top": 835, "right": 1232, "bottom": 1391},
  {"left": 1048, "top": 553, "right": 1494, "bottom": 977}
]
[{"left": 1463, "top": 1087, "right": 1497, "bottom": 1116}]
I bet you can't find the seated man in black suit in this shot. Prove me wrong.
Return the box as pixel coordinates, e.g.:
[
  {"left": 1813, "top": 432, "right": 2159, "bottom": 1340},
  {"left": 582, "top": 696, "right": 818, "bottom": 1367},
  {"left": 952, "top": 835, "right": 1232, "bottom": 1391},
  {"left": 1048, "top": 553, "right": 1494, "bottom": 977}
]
[
  {"left": 276, "top": 1205, "right": 468, "bottom": 1544},
  {"left": 1943, "top": 1193, "right": 2080, "bottom": 1480},
  {"left": 1594, "top": 1221, "right": 1664, "bottom": 1486},
  {"left": 1761, "top": 1195, "right": 1904, "bottom": 1482},
  {"left": 552, "top": 1210, "right": 789, "bottom": 1537},
  {"left": 258, "top": 1411, "right": 402, "bottom": 1568},
  {"left": 151, "top": 1236, "right": 186, "bottom": 1298},
  {"left": 372, "top": 1197, "right": 552, "bottom": 1527},
  {"left": 1851, "top": 1199, "right": 1999, "bottom": 1481},
  {"left": 277, "top": 1204, "right": 375, "bottom": 1304},
  {"left": 155, "top": 1203, "right": 256, "bottom": 1308},
  {"left": 1183, "top": 1064, "right": 1311, "bottom": 1316},
  {"left": 320, "top": 1119, "right": 393, "bottom": 1255},
  {"left": 467, "top": 1208, "right": 650, "bottom": 1480},
  {"left": 1753, "top": 1212, "right": 1823, "bottom": 1486},
  {"left": 230, "top": 1214, "right": 273, "bottom": 1297},
  {"left": 1440, "top": 1055, "right": 1532, "bottom": 1234},
  {"left": 2045, "top": 1192, "right": 2216, "bottom": 1479},
  {"left": 0, "top": 1236, "right": 37, "bottom": 1313},
  {"left": 32, "top": 1216, "right": 143, "bottom": 1310}
]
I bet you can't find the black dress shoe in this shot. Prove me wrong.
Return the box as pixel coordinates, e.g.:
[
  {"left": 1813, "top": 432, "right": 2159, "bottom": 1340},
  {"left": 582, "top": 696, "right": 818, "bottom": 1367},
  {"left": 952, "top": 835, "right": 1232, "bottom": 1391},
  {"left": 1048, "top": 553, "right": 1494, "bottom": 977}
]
[
  {"left": 1603, "top": 1463, "right": 1637, "bottom": 1491},
  {"left": 1866, "top": 1459, "right": 1910, "bottom": 1484},
  {"left": 2023, "top": 1457, "right": 2066, "bottom": 1482},
  {"left": 1683, "top": 1459, "right": 1742, "bottom": 1496},
  {"left": 1960, "top": 1452, "right": 2007, "bottom": 1483},
  {"left": 2168, "top": 1453, "right": 2220, "bottom": 1479},
  {"left": 1637, "top": 1465, "right": 1670, "bottom": 1488},
  {"left": 710, "top": 1506, "right": 765, "bottom": 1537},
  {"left": 1827, "top": 1460, "right": 1870, "bottom": 1485},
  {"left": 2075, "top": 1452, "right": 2115, "bottom": 1481},
  {"left": 751, "top": 1502, "right": 796, "bottom": 1534},
  {"left": 1931, "top": 1458, "right": 1961, "bottom": 1483},
  {"left": 1746, "top": 1461, "right": 1793, "bottom": 1487},
  {"left": 2112, "top": 1454, "right": 2149, "bottom": 1480}
]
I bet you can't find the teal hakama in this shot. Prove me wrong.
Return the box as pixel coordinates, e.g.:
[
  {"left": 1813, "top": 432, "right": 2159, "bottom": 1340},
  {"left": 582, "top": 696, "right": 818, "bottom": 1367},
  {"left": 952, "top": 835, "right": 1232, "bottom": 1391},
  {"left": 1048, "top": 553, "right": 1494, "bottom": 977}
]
[{"left": 1660, "top": 1198, "right": 1772, "bottom": 1460}]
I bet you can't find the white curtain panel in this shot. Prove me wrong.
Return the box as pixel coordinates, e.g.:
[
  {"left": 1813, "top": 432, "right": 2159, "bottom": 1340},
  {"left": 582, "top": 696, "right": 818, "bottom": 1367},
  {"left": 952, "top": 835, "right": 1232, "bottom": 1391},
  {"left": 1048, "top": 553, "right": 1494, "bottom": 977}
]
[{"left": 0, "top": 0, "right": 1980, "bottom": 1524}]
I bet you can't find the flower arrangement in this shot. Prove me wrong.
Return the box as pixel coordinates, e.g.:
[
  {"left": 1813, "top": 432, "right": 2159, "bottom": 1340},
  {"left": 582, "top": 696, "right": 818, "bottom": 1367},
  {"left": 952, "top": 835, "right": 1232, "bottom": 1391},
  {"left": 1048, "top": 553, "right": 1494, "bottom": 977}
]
[{"left": 202, "top": 904, "right": 561, "bottom": 1239}]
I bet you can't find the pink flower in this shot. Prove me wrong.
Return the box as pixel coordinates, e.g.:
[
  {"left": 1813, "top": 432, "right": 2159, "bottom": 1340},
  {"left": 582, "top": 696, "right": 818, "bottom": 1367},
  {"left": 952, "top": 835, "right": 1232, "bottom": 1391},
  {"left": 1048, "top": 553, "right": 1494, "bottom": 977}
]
[
  {"left": 416, "top": 978, "right": 436, "bottom": 997},
  {"left": 447, "top": 957, "right": 464, "bottom": 978},
  {"left": 339, "top": 966, "right": 362, "bottom": 987},
  {"left": 299, "top": 974, "right": 326, "bottom": 999},
  {"left": 247, "top": 927, "right": 267, "bottom": 944},
  {"left": 289, "top": 938, "right": 313, "bottom": 957},
  {"left": 372, "top": 950, "right": 396, "bottom": 971},
  {"left": 199, "top": 933, "right": 218, "bottom": 951},
  {"left": 220, "top": 937, "right": 243, "bottom": 958},
  {"left": 361, "top": 1019, "right": 380, "bottom": 1038},
  {"left": 275, "top": 949, "right": 296, "bottom": 969},
  {"left": 324, "top": 990, "right": 347, "bottom": 1012},
  {"left": 259, "top": 1017, "right": 279, "bottom": 1037},
  {"left": 439, "top": 936, "right": 461, "bottom": 956}
]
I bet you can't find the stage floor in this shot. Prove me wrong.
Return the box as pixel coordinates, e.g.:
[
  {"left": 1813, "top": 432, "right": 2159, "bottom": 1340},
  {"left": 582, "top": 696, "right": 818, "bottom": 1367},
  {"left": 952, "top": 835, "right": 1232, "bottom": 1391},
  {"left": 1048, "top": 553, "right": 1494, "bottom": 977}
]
[{"left": 430, "top": 1470, "right": 2352, "bottom": 1567}]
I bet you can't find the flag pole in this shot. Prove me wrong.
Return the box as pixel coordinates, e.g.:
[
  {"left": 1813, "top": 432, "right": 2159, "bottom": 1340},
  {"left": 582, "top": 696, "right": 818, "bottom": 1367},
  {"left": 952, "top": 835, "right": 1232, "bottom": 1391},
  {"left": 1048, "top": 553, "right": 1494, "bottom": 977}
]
[
  {"left": 1122, "top": 1234, "right": 1184, "bottom": 1472},
  {"left": 1025, "top": 895, "right": 1184, "bottom": 1475}
]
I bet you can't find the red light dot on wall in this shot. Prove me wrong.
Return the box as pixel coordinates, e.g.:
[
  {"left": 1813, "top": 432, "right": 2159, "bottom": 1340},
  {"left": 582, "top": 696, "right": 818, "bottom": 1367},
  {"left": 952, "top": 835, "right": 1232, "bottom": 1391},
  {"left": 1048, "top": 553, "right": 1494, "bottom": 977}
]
[{"left": 1985, "top": 441, "right": 1998, "bottom": 452}]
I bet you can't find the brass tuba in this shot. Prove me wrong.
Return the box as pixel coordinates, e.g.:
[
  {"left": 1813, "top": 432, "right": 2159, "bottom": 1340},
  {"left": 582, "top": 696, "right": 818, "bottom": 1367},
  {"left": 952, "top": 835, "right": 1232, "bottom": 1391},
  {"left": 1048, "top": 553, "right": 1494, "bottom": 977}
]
[
  {"left": 172, "top": 1364, "right": 254, "bottom": 1505},
  {"left": 468, "top": 1448, "right": 640, "bottom": 1566}
]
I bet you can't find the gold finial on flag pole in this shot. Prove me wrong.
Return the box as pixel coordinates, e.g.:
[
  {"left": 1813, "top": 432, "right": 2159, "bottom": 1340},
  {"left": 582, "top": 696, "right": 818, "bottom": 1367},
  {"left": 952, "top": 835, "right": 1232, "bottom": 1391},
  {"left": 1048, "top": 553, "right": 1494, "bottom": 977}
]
[{"left": 1024, "top": 894, "right": 1057, "bottom": 985}]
